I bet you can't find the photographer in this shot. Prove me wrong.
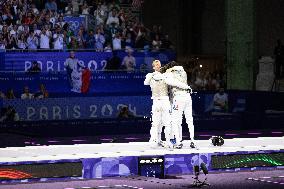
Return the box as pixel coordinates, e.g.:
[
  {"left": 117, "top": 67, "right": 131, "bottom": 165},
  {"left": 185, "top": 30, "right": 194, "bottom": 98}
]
[
  {"left": 117, "top": 106, "right": 135, "bottom": 119},
  {"left": 0, "top": 106, "right": 20, "bottom": 122}
]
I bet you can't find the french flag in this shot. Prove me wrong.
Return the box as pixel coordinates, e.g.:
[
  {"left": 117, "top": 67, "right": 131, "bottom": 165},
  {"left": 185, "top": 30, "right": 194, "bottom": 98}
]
[{"left": 70, "top": 63, "right": 91, "bottom": 93}]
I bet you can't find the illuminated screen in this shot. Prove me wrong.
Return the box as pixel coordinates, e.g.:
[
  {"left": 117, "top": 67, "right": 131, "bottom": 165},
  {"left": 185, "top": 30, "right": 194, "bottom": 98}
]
[
  {"left": 0, "top": 162, "right": 82, "bottom": 180},
  {"left": 138, "top": 156, "right": 164, "bottom": 179},
  {"left": 211, "top": 153, "right": 284, "bottom": 169}
]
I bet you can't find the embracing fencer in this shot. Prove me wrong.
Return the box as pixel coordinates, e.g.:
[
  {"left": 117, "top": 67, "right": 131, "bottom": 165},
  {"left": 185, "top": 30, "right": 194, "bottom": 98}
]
[{"left": 144, "top": 60, "right": 196, "bottom": 149}]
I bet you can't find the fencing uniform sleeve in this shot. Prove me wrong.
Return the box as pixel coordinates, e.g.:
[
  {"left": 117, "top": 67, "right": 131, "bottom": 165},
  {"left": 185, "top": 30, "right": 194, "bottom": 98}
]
[
  {"left": 164, "top": 73, "right": 191, "bottom": 90},
  {"left": 144, "top": 73, "right": 154, "bottom": 85}
]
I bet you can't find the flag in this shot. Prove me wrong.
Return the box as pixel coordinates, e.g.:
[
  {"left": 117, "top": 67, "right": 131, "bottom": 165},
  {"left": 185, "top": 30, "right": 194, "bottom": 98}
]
[
  {"left": 70, "top": 67, "right": 91, "bottom": 93},
  {"left": 81, "top": 68, "right": 91, "bottom": 93}
]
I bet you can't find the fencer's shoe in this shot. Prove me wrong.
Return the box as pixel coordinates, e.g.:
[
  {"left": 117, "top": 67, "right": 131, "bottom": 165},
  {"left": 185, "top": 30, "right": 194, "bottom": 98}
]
[
  {"left": 174, "top": 143, "right": 183, "bottom": 149},
  {"left": 190, "top": 141, "right": 196, "bottom": 148},
  {"left": 157, "top": 141, "right": 164, "bottom": 147}
]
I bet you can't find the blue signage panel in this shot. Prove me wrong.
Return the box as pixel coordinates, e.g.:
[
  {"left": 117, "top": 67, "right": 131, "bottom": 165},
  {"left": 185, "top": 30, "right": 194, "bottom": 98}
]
[
  {"left": 2, "top": 51, "right": 176, "bottom": 72},
  {"left": 2, "top": 96, "right": 152, "bottom": 121}
]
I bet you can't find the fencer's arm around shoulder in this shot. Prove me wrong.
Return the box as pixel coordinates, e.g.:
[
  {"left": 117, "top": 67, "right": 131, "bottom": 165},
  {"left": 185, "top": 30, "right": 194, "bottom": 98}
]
[
  {"left": 163, "top": 73, "right": 191, "bottom": 90},
  {"left": 144, "top": 73, "right": 154, "bottom": 85}
]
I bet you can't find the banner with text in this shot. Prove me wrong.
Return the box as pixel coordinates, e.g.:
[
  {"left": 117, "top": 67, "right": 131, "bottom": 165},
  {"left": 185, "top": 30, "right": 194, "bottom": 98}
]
[
  {"left": 1, "top": 51, "right": 176, "bottom": 72},
  {"left": 2, "top": 96, "right": 152, "bottom": 121}
]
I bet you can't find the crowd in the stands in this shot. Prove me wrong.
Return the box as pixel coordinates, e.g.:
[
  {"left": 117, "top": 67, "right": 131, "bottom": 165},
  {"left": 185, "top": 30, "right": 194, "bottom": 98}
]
[{"left": 0, "top": 0, "right": 173, "bottom": 51}]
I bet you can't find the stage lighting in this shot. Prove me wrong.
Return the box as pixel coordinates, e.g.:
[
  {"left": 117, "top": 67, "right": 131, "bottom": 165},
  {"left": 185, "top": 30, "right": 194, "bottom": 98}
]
[
  {"left": 210, "top": 136, "right": 224, "bottom": 146},
  {"left": 138, "top": 156, "right": 164, "bottom": 179}
]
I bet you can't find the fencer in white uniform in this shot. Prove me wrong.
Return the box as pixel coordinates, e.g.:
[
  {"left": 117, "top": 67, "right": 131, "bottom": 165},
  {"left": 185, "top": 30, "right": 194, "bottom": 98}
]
[
  {"left": 144, "top": 60, "right": 172, "bottom": 148},
  {"left": 164, "top": 64, "right": 196, "bottom": 149}
]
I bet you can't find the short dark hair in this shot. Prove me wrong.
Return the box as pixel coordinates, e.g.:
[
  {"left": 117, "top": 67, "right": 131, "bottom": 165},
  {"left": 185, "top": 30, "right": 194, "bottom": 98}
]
[{"left": 160, "top": 61, "right": 179, "bottom": 73}]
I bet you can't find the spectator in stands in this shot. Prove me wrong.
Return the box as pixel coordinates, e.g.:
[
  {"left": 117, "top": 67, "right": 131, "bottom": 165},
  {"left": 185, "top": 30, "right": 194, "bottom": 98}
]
[
  {"left": 121, "top": 47, "right": 136, "bottom": 71},
  {"left": 123, "top": 33, "right": 134, "bottom": 48},
  {"left": 0, "top": 37, "right": 6, "bottom": 49},
  {"left": 94, "top": 3, "right": 107, "bottom": 26},
  {"left": 6, "top": 89, "right": 16, "bottom": 99},
  {"left": 6, "top": 33, "right": 17, "bottom": 49},
  {"left": 22, "top": 12, "right": 35, "bottom": 25},
  {"left": 213, "top": 87, "right": 228, "bottom": 112},
  {"left": 152, "top": 34, "right": 162, "bottom": 51},
  {"left": 81, "top": 1, "right": 90, "bottom": 15},
  {"left": 106, "top": 8, "right": 119, "bottom": 27},
  {"left": 215, "top": 73, "right": 222, "bottom": 89},
  {"left": 205, "top": 74, "right": 217, "bottom": 91},
  {"left": 28, "top": 61, "right": 41, "bottom": 73},
  {"left": 56, "top": 15, "right": 66, "bottom": 29},
  {"left": 112, "top": 33, "right": 122, "bottom": 50},
  {"left": 31, "top": 4, "right": 39, "bottom": 15},
  {"left": 69, "top": 36, "right": 78, "bottom": 49},
  {"left": 86, "top": 29, "right": 95, "bottom": 49},
  {"left": 104, "top": 42, "right": 113, "bottom": 52},
  {"left": 135, "top": 30, "right": 147, "bottom": 50},
  {"left": 45, "top": 0, "right": 58, "bottom": 12},
  {"left": 274, "top": 39, "right": 284, "bottom": 79},
  {"left": 21, "top": 86, "right": 33, "bottom": 99},
  {"left": 33, "top": 24, "right": 41, "bottom": 36},
  {"left": 27, "top": 31, "right": 39, "bottom": 49},
  {"left": 105, "top": 50, "right": 121, "bottom": 70},
  {"left": 65, "top": 2, "right": 73, "bottom": 15},
  {"left": 95, "top": 28, "right": 105, "bottom": 51},
  {"left": 53, "top": 27, "right": 64, "bottom": 49},
  {"left": 150, "top": 25, "right": 158, "bottom": 41},
  {"left": 39, "top": 27, "right": 51, "bottom": 49},
  {"left": 194, "top": 71, "right": 205, "bottom": 90},
  {"left": 34, "top": 84, "right": 49, "bottom": 99},
  {"left": 117, "top": 105, "right": 134, "bottom": 119},
  {"left": 17, "top": 33, "right": 27, "bottom": 49},
  {"left": 71, "top": 0, "right": 80, "bottom": 14},
  {"left": 0, "top": 91, "right": 6, "bottom": 99},
  {"left": 0, "top": 106, "right": 20, "bottom": 122},
  {"left": 161, "top": 34, "right": 173, "bottom": 50},
  {"left": 77, "top": 28, "right": 86, "bottom": 49}
]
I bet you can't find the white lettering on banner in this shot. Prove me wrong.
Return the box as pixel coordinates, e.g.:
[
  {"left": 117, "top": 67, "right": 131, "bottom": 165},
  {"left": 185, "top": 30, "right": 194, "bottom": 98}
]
[
  {"left": 22, "top": 103, "right": 141, "bottom": 120},
  {"left": 25, "top": 61, "right": 31, "bottom": 71},
  {"left": 58, "top": 61, "right": 61, "bottom": 71},
  {"left": 73, "top": 105, "right": 81, "bottom": 118},
  {"left": 128, "top": 104, "right": 137, "bottom": 116},
  {"left": 53, "top": 106, "right": 62, "bottom": 120},
  {"left": 24, "top": 60, "right": 108, "bottom": 72},
  {"left": 88, "top": 60, "right": 98, "bottom": 70},
  {"left": 101, "top": 60, "right": 107, "bottom": 70},
  {"left": 89, "top": 105, "right": 98, "bottom": 118},
  {"left": 101, "top": 104, "right": 113, "bottom": 117},
  {"left": 39, "top": 107, "right": 48, "bottom": 120},
  {"left": 27, "top": 107, "right": 35, "bottom": 120},
  {"left": 47, "top": 61, "right": 54, "bottom": 72},
  {"left": 78, "top": 60, "right": 86, "bottom": 68}
]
